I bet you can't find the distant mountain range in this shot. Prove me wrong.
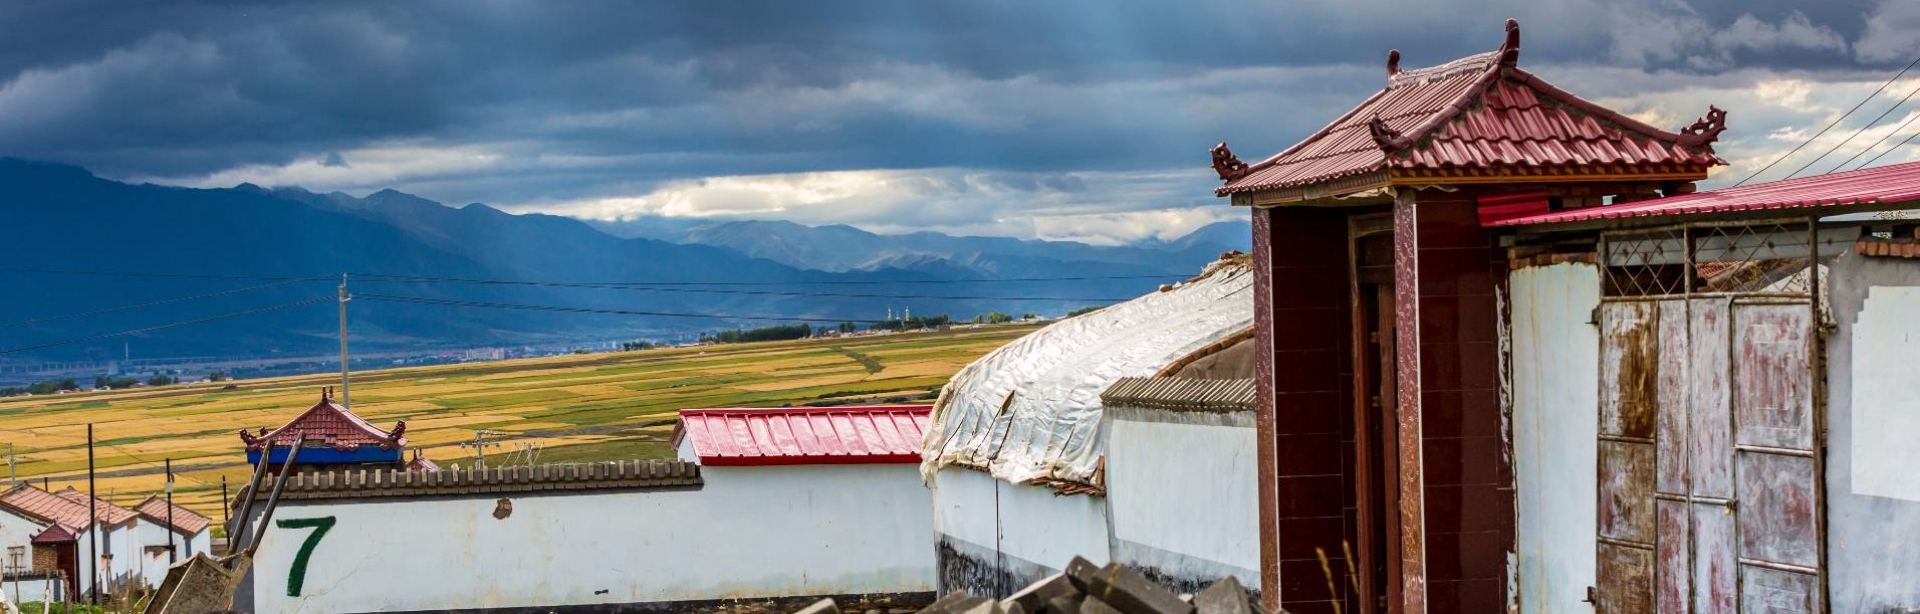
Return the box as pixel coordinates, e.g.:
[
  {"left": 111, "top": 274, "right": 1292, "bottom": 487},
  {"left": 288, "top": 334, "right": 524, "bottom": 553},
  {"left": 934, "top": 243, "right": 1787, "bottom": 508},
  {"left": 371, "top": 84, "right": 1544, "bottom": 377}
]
[{"left": 0, "top": 159, "right": 1248, "bottom": 362}]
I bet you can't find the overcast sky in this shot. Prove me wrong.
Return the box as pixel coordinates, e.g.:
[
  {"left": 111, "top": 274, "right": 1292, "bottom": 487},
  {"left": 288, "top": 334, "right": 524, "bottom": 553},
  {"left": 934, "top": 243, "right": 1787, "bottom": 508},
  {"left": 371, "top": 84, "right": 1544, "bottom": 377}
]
[{"left": 4, "top": 0, "right": 1918, "bottom": 244}]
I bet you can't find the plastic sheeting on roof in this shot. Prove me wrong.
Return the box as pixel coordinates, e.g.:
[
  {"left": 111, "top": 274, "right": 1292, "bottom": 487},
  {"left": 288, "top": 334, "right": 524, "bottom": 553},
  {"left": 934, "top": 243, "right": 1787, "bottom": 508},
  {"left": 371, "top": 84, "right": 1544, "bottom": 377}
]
[{"left": 919, "top": 261, "right": 1254, "bottom": 489}]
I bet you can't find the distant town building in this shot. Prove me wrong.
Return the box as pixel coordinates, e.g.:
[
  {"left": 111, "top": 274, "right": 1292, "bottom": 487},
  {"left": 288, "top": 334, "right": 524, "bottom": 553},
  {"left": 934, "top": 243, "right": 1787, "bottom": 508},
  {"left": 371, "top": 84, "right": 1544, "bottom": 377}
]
[{"left": 240, "top": 388, "right": 407, "bottom": 474}]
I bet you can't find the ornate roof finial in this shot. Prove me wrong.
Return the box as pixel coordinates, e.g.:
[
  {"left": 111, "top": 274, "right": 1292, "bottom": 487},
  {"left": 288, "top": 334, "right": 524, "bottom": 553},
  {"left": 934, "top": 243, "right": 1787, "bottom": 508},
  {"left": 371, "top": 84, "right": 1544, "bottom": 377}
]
[
  {"left": 1211, "top": 142, "right": 1249, "bottom": 181},
  {"left": 1387, "top": 50, "right": 1401, "bottom": 77},
  {"left": 1678, "top": 105, "right": 1728, "bottom": 147},
  {"left": 1368, "top": 115, "right": 1413, "bottom": 151},
  {"left": 1500, "top": 18, "right": 1521, "bottom": 65}
]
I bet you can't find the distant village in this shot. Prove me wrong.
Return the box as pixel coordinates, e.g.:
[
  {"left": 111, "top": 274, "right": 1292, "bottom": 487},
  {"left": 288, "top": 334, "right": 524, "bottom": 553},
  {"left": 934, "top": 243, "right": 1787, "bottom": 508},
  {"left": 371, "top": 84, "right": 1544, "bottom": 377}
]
[{"left": 8, "top": 16, "right": 1920, "bottom": 614}]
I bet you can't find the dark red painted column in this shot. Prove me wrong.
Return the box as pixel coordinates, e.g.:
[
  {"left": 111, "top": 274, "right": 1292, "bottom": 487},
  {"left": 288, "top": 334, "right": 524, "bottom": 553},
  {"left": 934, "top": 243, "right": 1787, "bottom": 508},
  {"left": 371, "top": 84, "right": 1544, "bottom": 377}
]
[{"left": 1254, "top": 206, "right": 1355, "bottom": 614}]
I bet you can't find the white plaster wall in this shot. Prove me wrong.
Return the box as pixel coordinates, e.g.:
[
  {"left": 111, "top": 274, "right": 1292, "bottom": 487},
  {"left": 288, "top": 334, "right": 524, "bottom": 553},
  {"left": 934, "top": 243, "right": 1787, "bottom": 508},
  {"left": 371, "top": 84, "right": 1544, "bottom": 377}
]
[
  {"left": 4, "top": 573, "right": 66, "bottom": 605},
  {"left": 68, "top": 523, "right": 136, "bottom": 595},
  {"left": 1508, "top": 263, "right": 1600, "bottom": 614},
  {"left": 1105, "top": 415, "right": 1260, "bottom": 589},
  {"left": 931, "top": 467, "right": 1110, "bottom": 573},
  {"left": 0, "top": 511, "right": 42, "bottom": 562},
  {"left": 1825, "top": 251, "right": 1920, "bottom": 614},
  {"left": 249, "top": 464, "right": 934, "bottom": 614},
  {"left": 138, "top": 525, "right": 209, "bottom": 589}
]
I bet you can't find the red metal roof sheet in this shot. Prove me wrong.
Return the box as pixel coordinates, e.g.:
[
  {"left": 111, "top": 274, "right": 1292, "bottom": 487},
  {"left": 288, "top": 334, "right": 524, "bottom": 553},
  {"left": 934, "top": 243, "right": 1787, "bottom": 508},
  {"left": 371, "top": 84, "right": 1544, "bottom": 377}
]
[
  {"left": 675, "top": 406, "right": 932, "bottom": 466},
  {"left": 134, "top": 495, "right": 211, "bottom": 535},
  {"left": 242, "top": 394, "right": 405, "bottom": 452},
  {"left": 0, "top": 485, "right": 135, "bottom": 529},
  {"left": 1488, "top": 160, "right": 1920, "bottom": 227},
  {"left": 1217, "top": 20, "right": 1721, "bottom": 197}
]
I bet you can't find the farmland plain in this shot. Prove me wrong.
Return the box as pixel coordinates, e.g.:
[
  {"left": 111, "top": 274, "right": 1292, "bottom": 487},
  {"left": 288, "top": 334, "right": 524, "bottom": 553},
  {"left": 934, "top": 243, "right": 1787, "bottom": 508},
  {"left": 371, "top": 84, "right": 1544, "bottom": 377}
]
[{"left": 0, "top": 324, "right": 1037, "bottom": 521}]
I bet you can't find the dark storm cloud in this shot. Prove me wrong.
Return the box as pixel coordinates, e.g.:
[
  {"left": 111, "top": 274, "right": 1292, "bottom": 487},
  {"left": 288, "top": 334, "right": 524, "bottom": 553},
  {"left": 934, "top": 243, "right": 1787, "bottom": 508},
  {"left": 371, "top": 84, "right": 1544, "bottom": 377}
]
[{"left": 0, "top": 0, "right": 1913, "bottom": 240}]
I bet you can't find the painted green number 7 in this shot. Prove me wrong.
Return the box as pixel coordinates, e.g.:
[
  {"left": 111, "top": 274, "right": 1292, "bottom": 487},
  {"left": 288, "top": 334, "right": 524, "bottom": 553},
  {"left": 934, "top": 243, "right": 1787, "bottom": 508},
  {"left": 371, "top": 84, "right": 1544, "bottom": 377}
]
[{"left": 276, "top": 517, "right": 337, "bottom": 597}]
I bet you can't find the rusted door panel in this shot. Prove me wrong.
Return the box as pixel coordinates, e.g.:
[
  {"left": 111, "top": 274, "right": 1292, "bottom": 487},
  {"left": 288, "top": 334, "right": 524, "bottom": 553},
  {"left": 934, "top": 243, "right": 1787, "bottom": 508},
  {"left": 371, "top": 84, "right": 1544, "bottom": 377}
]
[
  {"left": 1600, "top": 440, "right": 1656, "bottom": 543},
  {"left": 1688, "top": 298, "right": 1734, "bottom": 499},
  {"left": 1739, "top": 566, "right": 1820, "bottom": 614},
  {"left": 1691, "top": 503, "right": 1736, "bottom": 614},
  {"left": 1601, "top": 302, "right": 1660, "bottom": 439},
  {"left": 1732, "top": 304, "right": 1814, "bottom": 451},
  {"left": 1655, "top": 500, "right": 1689, "bottom": 614},
  {"left": 1737, "top": 452, "right": 1819, "bottom": 569},
  {"left": 1597, "top": 543, "right": 1655, "bottom": 614},
  {"left": 1656, "top": 301, "right": 1690, "bottom": 494}
]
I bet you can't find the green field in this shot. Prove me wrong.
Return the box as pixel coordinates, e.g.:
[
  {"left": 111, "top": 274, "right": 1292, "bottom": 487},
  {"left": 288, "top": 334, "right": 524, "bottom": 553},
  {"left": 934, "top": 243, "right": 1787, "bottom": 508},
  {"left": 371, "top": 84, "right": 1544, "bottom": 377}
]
[{"left": 0, "top": 325, "right": 1037, "bottom": 520}]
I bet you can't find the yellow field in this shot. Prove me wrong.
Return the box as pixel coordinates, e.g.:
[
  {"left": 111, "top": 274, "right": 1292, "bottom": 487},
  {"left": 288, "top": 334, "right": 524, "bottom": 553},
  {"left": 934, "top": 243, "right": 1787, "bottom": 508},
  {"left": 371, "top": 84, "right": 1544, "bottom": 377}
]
[{"left": 0, "top": 325, "right": 1037, "bottom": 523}]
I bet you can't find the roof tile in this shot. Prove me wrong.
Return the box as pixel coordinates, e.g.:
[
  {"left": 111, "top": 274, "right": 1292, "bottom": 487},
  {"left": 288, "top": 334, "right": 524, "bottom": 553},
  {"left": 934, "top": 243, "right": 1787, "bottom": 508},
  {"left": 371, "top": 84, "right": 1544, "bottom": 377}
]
[{"left": 675, "top": 406, "right": 932, "bottom": 466}]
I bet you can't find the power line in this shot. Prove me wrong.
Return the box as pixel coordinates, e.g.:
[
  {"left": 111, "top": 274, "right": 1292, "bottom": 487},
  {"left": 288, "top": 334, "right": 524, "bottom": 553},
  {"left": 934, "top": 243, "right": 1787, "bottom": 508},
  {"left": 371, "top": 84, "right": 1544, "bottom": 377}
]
[
  {"left": 1788, "top": 75, "right": 1920, "bottom": 179},
  {"left": 0, "top": 297, "right": 332, "bottom": 356},
  {"left": 1861, "top": 129, "right": 1920, "bottom": 168},
  {"left": 0, "top": 267, "right": 321, "bottom": 282},
  {"left": 355, "top": 294, "right": 891, "bottom": 324},
  {"left": 1833, "top": 109, "right": 1920, "bottom": 172},
  {"left": 1734, "top": 54, "right": 1920, "bottom": 187},
  {"left": 0, "top": 277, "right": 324, "bottom": 329}
]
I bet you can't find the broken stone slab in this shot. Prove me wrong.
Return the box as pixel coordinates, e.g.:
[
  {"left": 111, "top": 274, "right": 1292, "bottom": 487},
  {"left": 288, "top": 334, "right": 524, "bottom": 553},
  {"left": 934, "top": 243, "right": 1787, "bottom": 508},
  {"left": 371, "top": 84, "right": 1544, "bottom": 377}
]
[
  {"left": 1192, "top": 576, "right": 1251, "bottom": 614},
  {"left": 1078, "top": 596, "right": 1123, "bottom": 614},
  {"left": 1064, "top": 557, "right": 1102, "bottom": 595},
  {"left": 1046, "top": 594, "right": 1085, "bottom": 614},
  {"left": 1080, "top": 562, "right": 1194, "bottom": 614},
  {"left": 919, "top": 593, "right": 993, "bottom": 614},
  {"left": 1003, "top": 572, "right": 1077, "bottom": 614},
  {"left": 795, "top": 598, "right": 841, "bottom": 614}
]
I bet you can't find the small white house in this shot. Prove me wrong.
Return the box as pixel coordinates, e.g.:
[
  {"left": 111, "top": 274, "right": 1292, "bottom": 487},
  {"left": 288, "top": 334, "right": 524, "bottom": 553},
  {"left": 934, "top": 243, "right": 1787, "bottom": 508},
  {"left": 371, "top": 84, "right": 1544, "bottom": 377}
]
[{"left": 132, "top": 495, "right": 211, "bottom": 588}]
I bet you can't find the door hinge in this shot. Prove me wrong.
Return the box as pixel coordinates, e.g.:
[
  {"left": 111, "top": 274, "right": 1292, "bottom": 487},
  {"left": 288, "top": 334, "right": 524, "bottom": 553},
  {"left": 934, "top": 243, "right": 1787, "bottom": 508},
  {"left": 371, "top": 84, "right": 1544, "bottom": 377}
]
[{"left": 1583, "top": 585, "right": 1597, "bottom": 604}]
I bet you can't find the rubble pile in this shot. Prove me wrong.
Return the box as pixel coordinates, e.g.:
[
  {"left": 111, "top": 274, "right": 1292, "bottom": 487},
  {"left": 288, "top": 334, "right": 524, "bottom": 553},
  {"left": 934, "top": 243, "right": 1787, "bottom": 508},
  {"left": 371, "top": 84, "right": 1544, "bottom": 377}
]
[{"left": 793, "top": 557, "right": 1273, "bottom": 614}]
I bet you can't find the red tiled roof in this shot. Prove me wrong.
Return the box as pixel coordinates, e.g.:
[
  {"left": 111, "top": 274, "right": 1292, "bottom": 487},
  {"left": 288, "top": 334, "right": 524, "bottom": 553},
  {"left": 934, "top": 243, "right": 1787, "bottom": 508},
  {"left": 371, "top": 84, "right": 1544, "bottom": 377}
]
[
  {"left": 1217, "top": 19, "right": 1722, "bottom": 197},
  {"left": 31, "top": 523, "right": 79, "bottom": 544},
  {"left": 405, "top": 453, "right": 441, "bottom": 473},
  {"left": 674, "top": 406, "right": 932, "bottom": 466},
  {"left": 243, "top": 395, "right": 405, "bottom": 452},
  {"left": 0, "top": 485, "right": 135, "bottom": 529},
  {"left": 134, "top": 495, "right": 211, "bottom": 535},
  {"left": 1489, "top": 160, "right": 1920, "bottom": 227}
]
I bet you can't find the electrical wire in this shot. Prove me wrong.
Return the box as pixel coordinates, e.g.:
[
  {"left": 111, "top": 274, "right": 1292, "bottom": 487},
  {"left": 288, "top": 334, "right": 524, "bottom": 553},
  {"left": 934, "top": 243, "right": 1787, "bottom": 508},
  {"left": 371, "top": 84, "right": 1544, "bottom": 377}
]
[
  {"left": 1788, "top": 76, "right": 1920, "bottom": 179},
  {"left": 1830, "top": 109, "right": 1920, "bottom": 173},
  {"left": 355, "top": 294, "right": 891, "bottom": 324},
  {"left": 350, "top": 277, "right": 1130, "bottom": 302},
  {"left": 1860, "top": 129, "right": 1920, "bottom": 169},
  {"left": 1734, "top": 54, "right": 1920, "bottom": 187},
  {"left": 350, "top": 272, "right": 1178, "bottom": 287},
  {"left": 0, "top": 296, "right": 333, "bottom": 356},
  {"left": 0, "top": 267, "right": 323, "bottom": 282},
  {"left": 0, "top": 277, "right": 326, "bottom": 329}
]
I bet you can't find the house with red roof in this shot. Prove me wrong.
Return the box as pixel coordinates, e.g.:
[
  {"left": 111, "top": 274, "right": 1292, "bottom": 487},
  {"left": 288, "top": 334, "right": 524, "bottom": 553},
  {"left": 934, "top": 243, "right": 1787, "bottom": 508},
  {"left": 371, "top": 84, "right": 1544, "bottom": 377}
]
[
  {"left": 240, "top": 387, "right": 408, "bottom": 473},
  {"left": 132, "top": 495, "right": 211, "bottom": 589},
  {"left": 0, "top": 484, "right": 142, "bottom": 598}
]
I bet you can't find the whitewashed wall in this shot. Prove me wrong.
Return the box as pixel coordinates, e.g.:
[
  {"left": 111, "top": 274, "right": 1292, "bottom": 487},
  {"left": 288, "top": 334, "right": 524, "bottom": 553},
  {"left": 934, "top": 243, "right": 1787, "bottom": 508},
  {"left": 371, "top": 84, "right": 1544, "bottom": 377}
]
[
  {"left": 137, "top": 525, "right": 210, "bottom": 589},
  {"left": 0, "top": 510, "right": 40, "bottom": 563},
  {"left": 930, "top": 467, "right": 1109, "bottom": 598},
  {"left": 247, "top": 463, "right": 933, "bottom": 614},
  {"left": 1824, "top": 249, "right": 1920, "bottom": 614},
  {"left": 4, "top": 572, "right": 66, "bottom": 605},
  {"left": 1507, "top": 263, "right": 1600, "bottom": 614},
  {"left": 1105, "top": 408, "right": 1260, "bottom": 594}
]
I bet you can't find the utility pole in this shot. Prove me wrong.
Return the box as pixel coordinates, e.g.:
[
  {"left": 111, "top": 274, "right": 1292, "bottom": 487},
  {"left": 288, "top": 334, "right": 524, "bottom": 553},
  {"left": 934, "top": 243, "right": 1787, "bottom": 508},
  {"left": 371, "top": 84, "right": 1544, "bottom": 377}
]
[
  {"left": 6, "top": 442, "right": 13, "bottom": 486},
  {"left": 338, "top": 273, "right": 352, "bottom": 409},
  {"left": 220, "top": 475, "right": 229, "bottom": 547},
  {"left": 459, "top": 430, "right": 500, "bottom": 470},
  {"left": 86, "top": 424, "right": 97, "bottom": 605},
  {"left": 165, "top": 458, "right": 176, "bottom": 565}
]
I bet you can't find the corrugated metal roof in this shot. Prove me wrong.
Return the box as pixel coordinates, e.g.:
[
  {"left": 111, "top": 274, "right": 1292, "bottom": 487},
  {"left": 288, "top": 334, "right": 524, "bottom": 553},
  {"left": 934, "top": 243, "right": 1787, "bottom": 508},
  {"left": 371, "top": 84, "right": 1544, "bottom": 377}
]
[
  {"left": 134, "top": 495, "right": 210, "bottom": 535},
  {"left": 0, "top": 485, "right": 135, "bottom": 529},
  {"left": 1217, "top": 20, "right": 1720, "bottom": 197},
  {"left": 1100, "top": 377, "right": 1256, "bottom": 412},
  {"left": 677, "top": 406, "right": 932, "bottom": 466},
  {"left": 244, "top": 395, "right": 405, "bottom": 452},
  {"left": 1490, "top": 160, "right": 1920, "bottom": 227}
]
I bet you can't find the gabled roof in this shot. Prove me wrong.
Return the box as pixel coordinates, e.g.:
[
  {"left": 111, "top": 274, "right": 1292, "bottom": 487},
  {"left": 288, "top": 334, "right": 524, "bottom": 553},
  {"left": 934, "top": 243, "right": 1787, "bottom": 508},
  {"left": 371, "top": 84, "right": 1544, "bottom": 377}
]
[
  {"left": 0, "top": 484, "right": 135, "bottom": 529},
  {"left": 31, "top": 522, "right": 79, "bottom": 544},
  {"left": 1214, "top": 19, "right": 1724, "bottom": 199},
  {"left": 134, "top": 495, "right": 211, "bottom": 535},
  {"left": 674, "top": 406, "right": 931, "bottom": 466},
  {"left": 241, "top": 391, "right": 405, "bottom": 452},
  {"left": 405, "top": 450, "right": 441, "bottom": 472},
  {"left": 1489, "top": 160, "right": 1920, "bottom": 227}
]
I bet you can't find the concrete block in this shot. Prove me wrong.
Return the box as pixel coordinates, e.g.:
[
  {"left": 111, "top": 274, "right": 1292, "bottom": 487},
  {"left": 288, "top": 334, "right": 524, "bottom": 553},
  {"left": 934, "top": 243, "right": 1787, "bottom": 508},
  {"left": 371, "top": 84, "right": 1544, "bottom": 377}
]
[
  {"left": 795, "top": 598, "right": 840, "bottom": 614},
  {"left": 1192, "top": 576, "right": 1251, "bottom": 614},
  {"left": 920, "top": 593, "right": 991, "bottom": 614},
  {"left": 1046, "top": 595, "right": 1085, "bottom": 614},
  {"left": 1004, "top": 572, "right": 1075, "bottom": 614},
  {"left": 1083, "top": 563, "right": 1193, "bottom": 614},
  {"left": 1079, "top": 597, "right": 1123, "bottom": 614},
  {"left": 1064, "top": 557, "right": 1102, "bottom": 594}
]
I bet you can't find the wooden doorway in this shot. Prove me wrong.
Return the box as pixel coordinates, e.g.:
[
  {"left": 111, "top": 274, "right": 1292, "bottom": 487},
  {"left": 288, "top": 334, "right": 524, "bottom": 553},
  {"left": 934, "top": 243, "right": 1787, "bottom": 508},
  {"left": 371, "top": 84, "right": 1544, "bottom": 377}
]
[{"left": 1352, "top": 224, "right": 1402, "bottom": 614}]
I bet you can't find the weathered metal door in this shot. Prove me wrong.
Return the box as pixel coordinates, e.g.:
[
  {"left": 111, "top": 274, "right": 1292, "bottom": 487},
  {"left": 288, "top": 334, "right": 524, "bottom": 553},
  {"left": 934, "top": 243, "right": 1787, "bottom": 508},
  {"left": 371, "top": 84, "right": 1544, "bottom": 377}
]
[{"left": 1595, "top": 293, "right": 1821, "bottom": 614}]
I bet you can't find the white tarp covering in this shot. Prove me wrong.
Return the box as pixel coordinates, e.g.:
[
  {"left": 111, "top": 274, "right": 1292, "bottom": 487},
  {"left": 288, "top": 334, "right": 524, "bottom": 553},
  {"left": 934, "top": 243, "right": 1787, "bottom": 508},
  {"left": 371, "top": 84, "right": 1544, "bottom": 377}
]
[{"left": 919, "top": 260, "right": 1254, "bottom": 487}]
